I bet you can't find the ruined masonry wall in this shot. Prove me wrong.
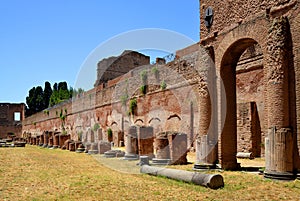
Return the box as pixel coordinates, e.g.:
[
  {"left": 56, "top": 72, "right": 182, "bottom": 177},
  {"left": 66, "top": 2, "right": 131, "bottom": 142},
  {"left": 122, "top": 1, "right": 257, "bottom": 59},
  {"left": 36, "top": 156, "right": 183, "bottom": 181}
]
[
  {"left": 22, "top": 53, "right": 201, "bottom": 146},
  {"left": 200, "top": 0, "right": 293, "bottom": 40}
]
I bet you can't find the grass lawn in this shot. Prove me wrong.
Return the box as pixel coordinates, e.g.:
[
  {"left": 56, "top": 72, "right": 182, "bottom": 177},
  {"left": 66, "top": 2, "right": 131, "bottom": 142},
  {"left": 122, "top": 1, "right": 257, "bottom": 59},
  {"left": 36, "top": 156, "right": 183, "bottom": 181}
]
[{"left": 0, "top": 146, "right": 300, "bottom": 201}]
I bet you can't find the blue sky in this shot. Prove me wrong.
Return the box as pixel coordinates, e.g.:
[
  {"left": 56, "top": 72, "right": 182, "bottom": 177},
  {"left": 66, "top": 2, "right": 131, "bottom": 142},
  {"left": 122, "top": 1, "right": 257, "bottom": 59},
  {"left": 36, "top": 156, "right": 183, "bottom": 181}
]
[{"left": 0, "top": 0, "right": 199, "bottom": 103}]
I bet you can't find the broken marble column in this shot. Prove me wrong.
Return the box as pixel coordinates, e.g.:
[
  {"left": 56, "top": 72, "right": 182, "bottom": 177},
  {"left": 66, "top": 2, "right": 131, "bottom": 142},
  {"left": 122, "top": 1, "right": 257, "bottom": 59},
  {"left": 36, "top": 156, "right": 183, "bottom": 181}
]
[{"left": 124, "top": 126, "right": 139, "bottom": 160}]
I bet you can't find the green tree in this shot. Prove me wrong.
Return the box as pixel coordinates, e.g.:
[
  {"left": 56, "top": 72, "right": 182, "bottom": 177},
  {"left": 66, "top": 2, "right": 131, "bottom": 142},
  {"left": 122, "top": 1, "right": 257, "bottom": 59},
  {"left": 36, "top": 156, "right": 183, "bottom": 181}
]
[
  {"left": 34, "top": 86, "right": 44, "bottom": 111},
  {"left": 26, "top": 86, "right": 44, "bottom": 115},
  {"left": 26, "top": 81, "right": 76, "bottom": 115},
  {"left": 49, "top": 81, "right": 72, "bottom": 107},
  {"left": 53, "top": 83, "right": 58, "bottom": 91},
  {"left": 26, "top": 87, "right": 36, "bottom": 116},
  {"left": 58, "top": 81, "right": 68, "bottom": 91},
  {"left": 43, "top": 81, "right": 52, "bottom": 108}
]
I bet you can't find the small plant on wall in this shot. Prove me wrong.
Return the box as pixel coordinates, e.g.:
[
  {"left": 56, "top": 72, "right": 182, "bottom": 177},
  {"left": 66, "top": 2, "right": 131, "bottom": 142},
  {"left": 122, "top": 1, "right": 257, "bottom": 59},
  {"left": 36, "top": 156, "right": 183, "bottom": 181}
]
[
  {"left": 140, "top": 70, "right": 148, "bottom": 95},
  {"left": 107, "top": 128, "right": 113, "bottom": 142},
  {"left": 93, "top": 123, "right": 100, "bottom": 132},
  {"left": 44, "top": 109, "right": 49, "bottom": 116},
  {"left": 62, "top": 130, "right": 68, "bottom": 135},
  {"left": 140, "top": 85, "right": 146, "bottom": 95},
  {"left": 152, "top": 66, "right": 159, "bottom": 80},
  {"left": 128, "top": 98, "right": 137, "bottom": 116},
  {"left": 59, "top": 109, "right": 67, "bottom": 133},
  {"left": 160, "top": 80, "right": 167, "bottom": 90}
]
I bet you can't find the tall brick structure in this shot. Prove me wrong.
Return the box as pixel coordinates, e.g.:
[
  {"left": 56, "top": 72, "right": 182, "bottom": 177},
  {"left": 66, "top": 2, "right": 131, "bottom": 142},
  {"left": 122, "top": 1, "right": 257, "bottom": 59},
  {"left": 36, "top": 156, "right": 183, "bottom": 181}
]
[
  {"left": 197, "top": 0, "right": 300, "bottom": 179},
  {"left": 94, "top": 50, "right": 150, "bottom": 87},
  {"left": 0, "top": 103, "right": 25, "bottom": 139}
]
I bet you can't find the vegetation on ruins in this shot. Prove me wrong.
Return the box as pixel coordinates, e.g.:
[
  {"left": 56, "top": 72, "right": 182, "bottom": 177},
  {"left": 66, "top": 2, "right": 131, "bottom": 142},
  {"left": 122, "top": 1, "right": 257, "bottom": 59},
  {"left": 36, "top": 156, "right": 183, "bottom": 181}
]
[
  {"left": 140, "top": 85, "right": 147, "bottom": 95},
  {"left": 140, "top": 70, "right": 148, "bottom": 95},
  {"left": 43, "top": 109, "right": 49, "bottom": 116},
  {"left": 93, "top": 123, "right": 100, "bottom": 132},
  {"left": 152, "top": 66, "right": 159, "bottom": 80},
  {"left": 128, "top": 98, "right": 137, "bottom": 116},
  {"left": 160, "top": 80, "right": 167, "bottom": 90},
  {"left": 107, "top": 128, "right": 113, "bottom": 138},
  {"left": 59, "top": 109, "right": 67, "bottom": 134},
  {"left": 49, "top": 82, "right": 72, "bottom": 107}
]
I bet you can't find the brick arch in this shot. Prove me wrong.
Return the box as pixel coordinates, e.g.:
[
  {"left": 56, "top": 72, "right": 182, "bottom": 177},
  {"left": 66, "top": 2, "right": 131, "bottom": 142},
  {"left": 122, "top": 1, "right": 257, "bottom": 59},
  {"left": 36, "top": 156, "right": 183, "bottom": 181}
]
[
  {"left": 213, "top": 18, "right": 269, "bottom": 169},
  {"left": 215, "top": 16, "right": 269, "bottom": 69}
]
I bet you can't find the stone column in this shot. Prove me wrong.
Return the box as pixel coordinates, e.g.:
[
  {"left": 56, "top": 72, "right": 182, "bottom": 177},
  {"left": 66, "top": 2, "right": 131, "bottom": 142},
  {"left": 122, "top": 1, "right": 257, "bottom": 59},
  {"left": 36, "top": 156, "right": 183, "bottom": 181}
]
[
  {"left": 264, "top": 16, "right": 295, "bottom": 180},
  {"left": 39, "top": 135, "right": 44, "bottom": 146},
  {"left": 53, "top": 132, "right": 60, "bottom": 149},
  {"left": 195, "top": 46, "right": 219, "bottom": 169},
  {"left": 43, "top": 132, "right": 48, "bottom": 147},
  {"left": 124, "top": 126, "right": 138, "bottom": 160},
  {"left": 48, "top": 131, "right": 54, "bottom": 148}
]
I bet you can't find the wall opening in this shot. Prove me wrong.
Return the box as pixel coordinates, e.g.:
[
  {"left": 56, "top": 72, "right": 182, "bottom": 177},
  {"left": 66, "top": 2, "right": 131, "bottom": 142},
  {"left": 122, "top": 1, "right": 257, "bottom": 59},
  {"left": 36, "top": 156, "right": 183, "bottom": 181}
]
[{"left": 14, "top": 112, "right": 21, "bottom": 121}]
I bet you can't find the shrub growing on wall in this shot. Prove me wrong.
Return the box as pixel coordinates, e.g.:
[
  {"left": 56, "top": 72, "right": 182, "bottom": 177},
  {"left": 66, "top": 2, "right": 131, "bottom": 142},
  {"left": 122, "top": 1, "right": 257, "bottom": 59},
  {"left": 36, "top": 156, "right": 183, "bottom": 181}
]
[
  {"left": 129, "top": 98, "right": 137, "bottom": 116},
  {"left": 160, "top": 80, "right": 167, "bottom": 90},
  {"left": 107, "top": 128, "right": 113, "bottom": 138},
  {"left": 93, "top": 123, "right": 100, "bottom": 132}
]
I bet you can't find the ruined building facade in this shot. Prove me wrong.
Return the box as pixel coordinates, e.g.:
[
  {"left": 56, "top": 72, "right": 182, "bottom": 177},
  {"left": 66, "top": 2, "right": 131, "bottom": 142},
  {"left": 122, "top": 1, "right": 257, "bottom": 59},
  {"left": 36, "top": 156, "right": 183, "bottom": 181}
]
[
  {"left": 22, "top": 0, "right": 300, "bottom": 179},
  {"left": 0, "top": 103, "right": 25, "bottom": 139}
]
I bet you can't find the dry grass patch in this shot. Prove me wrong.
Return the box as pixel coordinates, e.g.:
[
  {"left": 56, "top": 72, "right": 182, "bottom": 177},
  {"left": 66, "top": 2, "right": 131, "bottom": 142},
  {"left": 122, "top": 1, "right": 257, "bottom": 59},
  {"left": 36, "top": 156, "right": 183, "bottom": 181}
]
[{"left": 0, "top": 146, "right": 300, "bottom": 201}]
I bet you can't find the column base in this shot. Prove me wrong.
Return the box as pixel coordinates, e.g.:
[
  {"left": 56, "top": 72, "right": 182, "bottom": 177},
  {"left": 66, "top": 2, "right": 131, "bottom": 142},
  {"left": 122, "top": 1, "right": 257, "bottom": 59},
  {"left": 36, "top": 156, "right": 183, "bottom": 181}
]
[
  {"left": 76, "top": 148, "right": 85, "bottom": 153},
  {"left": 88, "top": 150, "right": 98, "bottom": 155},
  {"left": 221, "top": 161, "right": 240, "bottom": 171},
  {"left": 193, "top": 163, "right": 218, "bottom": 170},
  {"left": 152, "top": 158, "right": 171, "bottom": 165},
  {"left": 124, "top": 154, "right": 139, "bottom": 160},
  {"left": 264, "top": 170, "right": 296, "bottom": 180}
]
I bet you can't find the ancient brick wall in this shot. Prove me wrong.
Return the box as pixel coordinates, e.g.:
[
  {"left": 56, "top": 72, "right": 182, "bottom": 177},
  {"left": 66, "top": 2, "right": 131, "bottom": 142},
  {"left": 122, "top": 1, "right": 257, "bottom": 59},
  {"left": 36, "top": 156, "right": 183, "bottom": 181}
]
[
  {"left": 22, "top": 51, "right": 201, "bottom": 150},
  {"left": 0, "top": 103, "right": 25, "bottom": 139},
  {"left": 237, "top": 102, "right": 262, "bottom": 157},
  {"left": 94, "top": 50, "right": 150, "bottom": 87},
  {"left": 200, "top": 0, "right": 293, "bottom": 40},
  {"left": 200, "top": 0, "right": 300, "bottom": 171},
  {"left": 289, "top": 2, "right": 300, "bottom": 160}
]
